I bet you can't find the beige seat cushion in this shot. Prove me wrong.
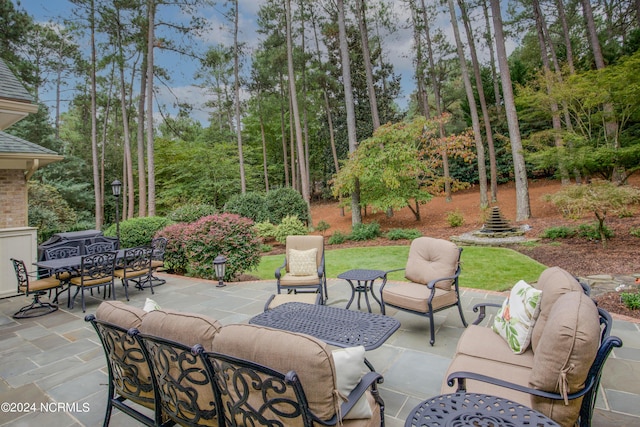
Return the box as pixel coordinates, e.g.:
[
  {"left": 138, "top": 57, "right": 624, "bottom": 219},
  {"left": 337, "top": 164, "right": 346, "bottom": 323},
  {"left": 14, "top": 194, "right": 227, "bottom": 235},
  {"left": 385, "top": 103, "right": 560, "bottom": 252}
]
[
  {"left": 454, "top": 325, "right": 535, "bottom": 370},
  {"left": 139, "top": 309, "right": 222, "bottom": 352},
  {"left": 531, "top": 267, "right": 584, "bottom": 351},
  {"left": 442, "top": 353, "right": 533, "bottom": 406},
  {"left": 279, "top": 273, "right": 321, "bottom": 286},
  {"left": 212, "top": 323, "right": 338, "bottom": 421},
  {"left": 382, "top": 281, "right": 457, "bottom": 313},
  {"left": 267, "top": 293, "right": 320, "bottom": 309},
  {"left": 404, "top": 237, "right": 459, "bottom": 290},
  {"left": 529, "top": 291, "right": 601, "bottom": 427}
]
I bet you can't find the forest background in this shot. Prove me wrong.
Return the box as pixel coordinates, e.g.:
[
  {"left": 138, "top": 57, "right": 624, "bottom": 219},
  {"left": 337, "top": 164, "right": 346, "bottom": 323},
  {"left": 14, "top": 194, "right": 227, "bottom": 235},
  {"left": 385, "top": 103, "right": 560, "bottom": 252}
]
[{"left": 2, "top": 0, "right": 640, "bottom": 241}]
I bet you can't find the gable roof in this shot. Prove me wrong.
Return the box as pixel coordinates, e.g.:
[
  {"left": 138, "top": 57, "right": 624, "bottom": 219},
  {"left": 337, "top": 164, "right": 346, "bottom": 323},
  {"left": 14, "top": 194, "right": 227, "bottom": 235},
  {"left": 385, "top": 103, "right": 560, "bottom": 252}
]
[{"left": 0, "top": 58, "right": 39, "bottom": 130}]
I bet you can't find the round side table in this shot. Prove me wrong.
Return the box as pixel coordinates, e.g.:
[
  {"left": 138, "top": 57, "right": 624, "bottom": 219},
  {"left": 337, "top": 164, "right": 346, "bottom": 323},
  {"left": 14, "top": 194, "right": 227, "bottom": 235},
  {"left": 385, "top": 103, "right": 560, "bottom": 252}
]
[{"left": 405, "top": 392, "right": 560, "bottom": 427}]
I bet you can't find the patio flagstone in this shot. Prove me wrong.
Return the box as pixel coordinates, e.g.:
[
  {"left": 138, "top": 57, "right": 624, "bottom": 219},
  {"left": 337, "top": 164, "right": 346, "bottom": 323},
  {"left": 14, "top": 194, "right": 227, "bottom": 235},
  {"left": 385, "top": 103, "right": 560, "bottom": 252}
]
[{"left": 0, "top": 273, "right": 638, "bottom": 426}]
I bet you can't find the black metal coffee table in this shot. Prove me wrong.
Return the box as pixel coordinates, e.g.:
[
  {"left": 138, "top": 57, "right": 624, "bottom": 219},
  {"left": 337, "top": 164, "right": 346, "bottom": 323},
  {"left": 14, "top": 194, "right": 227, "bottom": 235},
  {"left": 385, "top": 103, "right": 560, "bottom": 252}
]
[
  {"left": 338, "top": 269, "right": 387, "bottom": 313},
  {"left": 249, "top": 302, "right": 400, "bottom": 351},
  {"left": 405, "top": 392, "right": 560, "bottom": 427}
]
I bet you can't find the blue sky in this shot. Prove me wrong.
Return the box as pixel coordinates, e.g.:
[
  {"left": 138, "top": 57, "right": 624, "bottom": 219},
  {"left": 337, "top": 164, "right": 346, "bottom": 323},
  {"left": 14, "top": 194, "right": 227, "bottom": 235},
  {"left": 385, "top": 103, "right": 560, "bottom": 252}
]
[{"left": 21, "top": 0, "right": 511, "bottom": 125}]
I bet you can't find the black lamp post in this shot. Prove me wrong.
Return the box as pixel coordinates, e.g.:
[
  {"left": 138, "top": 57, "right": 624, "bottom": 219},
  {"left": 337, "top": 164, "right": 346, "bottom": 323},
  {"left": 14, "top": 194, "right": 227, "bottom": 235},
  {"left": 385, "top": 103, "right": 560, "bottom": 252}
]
[
  {"left": 111, "top": 179, "right": 122, "bottom": 246},
  {"left": 213, "top": 255, "right": 227, "bottom": 288}
]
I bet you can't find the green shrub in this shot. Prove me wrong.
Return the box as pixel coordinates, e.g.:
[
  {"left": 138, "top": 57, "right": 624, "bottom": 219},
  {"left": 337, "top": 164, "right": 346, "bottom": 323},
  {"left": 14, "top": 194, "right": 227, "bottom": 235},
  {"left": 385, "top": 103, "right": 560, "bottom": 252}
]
[
  {"left": 274, "top": 215, "right": 309, "bottom": 243},
  {"left": 328, "top": 231, "right": 348, "bottom": 245},
  {"left": 264, "top": 187, "right": 310, "bottom": 225},
  {"left": 541, "top": 226, "right": 576, "bottom": 239},
  {"left": 621, "top": 292, "right": 640, "bottom": 310},
  {"left": 350, "top": 222, "right": 381, "bottom": 241},
  {"left": 155, "top": 222, "right": 189, "bottom": 274},
  {"left": 630, "top": 227, "right": 640, "bottom": 238},
  {"left": 179, "top": 213, "right": 261, "bottom": 281},
  {"left": 168, "top": 203, "right": 217, "bottom": 223},
  {"left": 223, "top": 192, "right": 267, "bottom": 222},
  {"left": 446, "top": 210, "right": 465, "bottom": 227},
  {"left": 577, "top": 223, "right": 614, "bottom": 241},
  {"left": 254, "top": 221, "right": 277, "bottom": 240},
  {"left": 104, "top": 216, "right": 174, "bottom": 248},
  {"left": 315, "top": 220, "right": 331, "bottom": 236},
  {"left": 386, "top": 228, "right": 422, "bottom": 240},
  {"left": 260, "top": 244, "right": 273, "bottom": 253}
]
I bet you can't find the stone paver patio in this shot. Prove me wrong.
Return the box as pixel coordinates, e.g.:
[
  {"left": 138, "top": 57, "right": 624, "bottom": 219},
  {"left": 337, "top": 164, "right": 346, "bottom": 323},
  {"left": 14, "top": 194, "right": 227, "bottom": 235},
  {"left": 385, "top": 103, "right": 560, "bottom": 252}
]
[{"left": 1, "top": 273, "right": 639, "bottom": 426}]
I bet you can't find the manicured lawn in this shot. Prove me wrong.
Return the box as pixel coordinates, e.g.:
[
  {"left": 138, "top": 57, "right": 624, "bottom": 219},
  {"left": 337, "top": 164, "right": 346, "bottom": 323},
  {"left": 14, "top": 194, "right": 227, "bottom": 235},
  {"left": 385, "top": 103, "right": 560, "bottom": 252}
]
[{"left": 250, "top": 245, "right": 547, "bottom": 292}]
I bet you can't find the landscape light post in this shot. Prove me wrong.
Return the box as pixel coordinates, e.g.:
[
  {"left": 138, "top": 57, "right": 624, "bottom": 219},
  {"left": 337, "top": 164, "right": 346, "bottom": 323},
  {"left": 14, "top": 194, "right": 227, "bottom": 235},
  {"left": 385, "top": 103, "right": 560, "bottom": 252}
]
[
  {"left": 214, "top": 255, "right": 227, "bottom": 288},
  {"left": 111, "top": 179, "right": 122, "bottom": 247}
]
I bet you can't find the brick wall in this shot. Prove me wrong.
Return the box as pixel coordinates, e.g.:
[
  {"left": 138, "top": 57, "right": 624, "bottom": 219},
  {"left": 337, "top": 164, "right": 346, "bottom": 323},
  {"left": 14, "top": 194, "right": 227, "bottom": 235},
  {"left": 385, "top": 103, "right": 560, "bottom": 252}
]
[{"left": 0, "top": 169, "right": 27, "bottom": 228}]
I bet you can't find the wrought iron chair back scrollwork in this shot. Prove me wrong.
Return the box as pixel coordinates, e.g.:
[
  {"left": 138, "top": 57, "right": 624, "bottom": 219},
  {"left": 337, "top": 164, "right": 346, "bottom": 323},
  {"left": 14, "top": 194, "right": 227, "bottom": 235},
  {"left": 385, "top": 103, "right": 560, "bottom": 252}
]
[
  {"left": 114, "top": 247, "right": 154, "bottom": 300},
  {"left": 69, "top": 252, "right": 117, "bottom": 312},
  {"left": 85, "top": 241, "right": 117, "bottom": 255},
  {"left": 45, "top": 245, "right": 80, "bottom": 259},
  {"left": 131, "top": 330, "right": 220, "bottom": 427},
  {"left": 43, "top": 245, "right": 80, "bottom": 304},
  {"left": 202, "top": 350, "right": 334, "bottom": 427},
  {"left": 84, "top": 314, "right": 163, "bottom": 427},
  {"left": 10, "top": 258, "right": 61, "bottom": 318},
  {"left": 150, "top": 237, "right": 168, "bottom": 286}
]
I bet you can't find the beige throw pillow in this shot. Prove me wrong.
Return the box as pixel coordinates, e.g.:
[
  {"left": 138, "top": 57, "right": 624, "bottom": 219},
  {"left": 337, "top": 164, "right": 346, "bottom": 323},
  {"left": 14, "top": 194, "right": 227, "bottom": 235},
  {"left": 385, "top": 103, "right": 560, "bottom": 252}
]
[
  {"left": 492, "top": 280, "right": 542, "bottom": 354},
  {"left": 289, "top": 248, "right": 318, "bottom": 276},
  {"left": 332, "top": 346, "right": 372, "bottom": 419}
]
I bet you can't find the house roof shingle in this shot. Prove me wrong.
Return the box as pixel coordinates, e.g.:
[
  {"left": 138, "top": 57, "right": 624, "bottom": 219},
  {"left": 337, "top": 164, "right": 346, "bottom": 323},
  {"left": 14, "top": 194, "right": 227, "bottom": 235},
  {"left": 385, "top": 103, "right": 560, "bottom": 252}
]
[
  {"left": 0, "top": 58, "right": 35, "bottom": 104},
  {"left": 0, "top": 131, "right": 59, "bottom": 156}
]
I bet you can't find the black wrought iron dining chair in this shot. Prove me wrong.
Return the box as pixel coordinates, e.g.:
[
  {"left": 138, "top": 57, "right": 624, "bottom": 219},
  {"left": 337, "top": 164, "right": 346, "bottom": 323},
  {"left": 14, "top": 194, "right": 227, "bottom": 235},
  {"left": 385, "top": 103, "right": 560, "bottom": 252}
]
[
  {"left": 69, "top": 252, "right": 117, "bottom": 312},
  {"left": 43, "top": 245, "right": 80, "bottom": 304},
  {"left": 149, "top": 237, "right": 167, "bottom": 286},
  {"left": 114, "top": 247, "right": 154, "bottom": 300},
  {"left": 10, "top": 258, "right": 62, "bottom": 318}
]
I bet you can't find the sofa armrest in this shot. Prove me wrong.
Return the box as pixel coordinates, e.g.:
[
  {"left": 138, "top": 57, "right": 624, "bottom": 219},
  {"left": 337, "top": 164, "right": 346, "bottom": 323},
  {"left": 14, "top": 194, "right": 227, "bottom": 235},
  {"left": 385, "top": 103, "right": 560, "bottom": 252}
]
[
  {"left": 471, "top": 302, "right": 503, "bottom": 325},
  {"left": 339, "top": 371, "right": 384, "bottom": 416},
  {"left": 446, "top": 371, "right": 593, "bottom": 402}
]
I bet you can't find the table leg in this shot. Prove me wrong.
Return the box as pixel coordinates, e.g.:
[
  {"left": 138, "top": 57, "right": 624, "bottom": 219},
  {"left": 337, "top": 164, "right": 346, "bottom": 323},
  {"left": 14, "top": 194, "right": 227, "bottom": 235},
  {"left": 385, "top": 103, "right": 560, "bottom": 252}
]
[
  {"left": 345, "top": 279, "right": 357, "bottom": 309},
  {"left": 361, "top": 281, "right": 372, "bottom": 312},
  {"left": 369, "top": 279, "right": 383, "bottom": 311}
]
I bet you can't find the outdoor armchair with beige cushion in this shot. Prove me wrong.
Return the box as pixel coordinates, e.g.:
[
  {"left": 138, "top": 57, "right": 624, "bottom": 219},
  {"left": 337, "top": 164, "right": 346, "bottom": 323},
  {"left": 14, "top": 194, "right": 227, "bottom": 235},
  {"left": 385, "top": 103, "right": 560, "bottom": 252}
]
[
  {"left": 10, "top": 258, "right": 62, "bottom": 318},
  {"left": 442, "top": 266, "right": 623, "bottom": 427},
  {"left": 275, "top": 235, "right": 328, "bottom": 303},
  {"left": 380, "top": 237, "right": 468, "bottom": 346}
]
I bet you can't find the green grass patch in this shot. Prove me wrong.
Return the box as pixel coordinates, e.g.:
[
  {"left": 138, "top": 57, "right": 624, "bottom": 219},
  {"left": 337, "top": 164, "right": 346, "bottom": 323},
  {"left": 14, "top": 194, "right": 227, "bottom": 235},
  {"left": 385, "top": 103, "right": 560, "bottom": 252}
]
[{"left": 251, "top": 245, "right": 546, "bottom": 292}]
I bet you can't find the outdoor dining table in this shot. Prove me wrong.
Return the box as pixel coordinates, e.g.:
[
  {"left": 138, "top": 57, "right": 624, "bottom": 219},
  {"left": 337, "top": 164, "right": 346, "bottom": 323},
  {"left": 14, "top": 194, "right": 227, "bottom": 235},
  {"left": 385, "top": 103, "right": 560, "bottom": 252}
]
[{"left": 249, "top": 301, "right": 400, "bottom": 352}]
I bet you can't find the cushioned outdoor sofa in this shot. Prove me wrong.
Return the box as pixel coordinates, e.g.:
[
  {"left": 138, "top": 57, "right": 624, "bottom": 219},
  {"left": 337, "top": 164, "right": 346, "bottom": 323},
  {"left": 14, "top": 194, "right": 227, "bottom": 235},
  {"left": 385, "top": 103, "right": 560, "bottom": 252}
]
[
  {"left": 442, "top": 266, "right": 622, "bottom": 427},
  {"left": 87, "top": 301, "right": 385, "bottom": 427}
]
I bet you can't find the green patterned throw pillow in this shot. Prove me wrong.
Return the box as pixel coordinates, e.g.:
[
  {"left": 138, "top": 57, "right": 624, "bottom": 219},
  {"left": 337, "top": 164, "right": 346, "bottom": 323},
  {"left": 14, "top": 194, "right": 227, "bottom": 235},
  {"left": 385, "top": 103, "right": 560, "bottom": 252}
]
[
  {"left": 492, "top": 280, "right": 542, "bottom": 354},
  {"left": 288, "top": 248, "right": 318, "bottom": 276}
]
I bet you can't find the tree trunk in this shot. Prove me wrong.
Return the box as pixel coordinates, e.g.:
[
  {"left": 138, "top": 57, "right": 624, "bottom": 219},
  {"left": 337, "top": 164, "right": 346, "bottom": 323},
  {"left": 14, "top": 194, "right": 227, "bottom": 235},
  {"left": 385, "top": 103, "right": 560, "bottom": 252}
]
[
  {"left": 145, "top": 0, "right": 156, "bottom": 216},
  {"left": 137, "top": 55, "right": 147, "bottom": 217},
  {"left": 447, "top": 0, "right": 488, "bottom": 209},
  {"left": 420, "top": 0, "right": 448, "bottom": 198},
  {"left": 410, "top": 0, "right": 429, "bottom": 118},
  {"left": 355, "top": 0, "right": 380, "bottom": 130},
  {"left": 310, "top": 14, "right": 340, "bottom": 174},
  {"left": 556, "top": 0, "right": 575, "bottom": 74},
  {"left": 233, "top": 0, "right": 246, "bottom": 194},
  {"left": 490, "top": 0, "right": 531, "bottom": 220},
  {"left": 482, "top": 0, "right": 502, "bottom": 112},
  {"left": 458, "top": 0, "right": 498, "bottom": 202},
  {"left": 116, "top": 7, "right": 135, "bottom": 219},
  {"left": 532, "top": 0, "right": 570, "bottom": 184},
  {"left": 337, "top": 0, "right": 362, "bottom": 225},
  {"left": 279, "top": 72, "right": 290, "bottom": 187},
  {"left": 285, "top": 0, "right": 310, "bottom": 207},
  {"left": 89, "top": 0, "right": 103, "bottom": 229}
]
